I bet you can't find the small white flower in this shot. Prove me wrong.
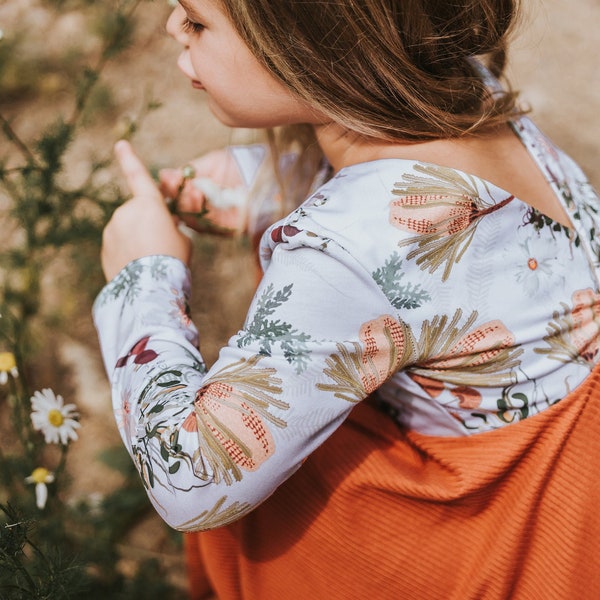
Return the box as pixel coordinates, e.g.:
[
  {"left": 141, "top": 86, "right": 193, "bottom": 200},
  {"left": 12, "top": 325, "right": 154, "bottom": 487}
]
[
  {"left": 0, "top": 351, "right": 18, "bottom": 385},
  {"left": 25, "top": 467, "right": 55, "bottom": 510},
  {"left": 30, "top": 388, "right": 80, "bottom": 445},
  {"left": 512, "top": 234, "right": 565, "bottom": 298}
]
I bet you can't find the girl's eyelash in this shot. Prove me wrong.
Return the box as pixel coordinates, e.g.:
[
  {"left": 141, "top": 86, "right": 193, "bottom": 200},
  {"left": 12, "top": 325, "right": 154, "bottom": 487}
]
[{"left": 182, "top": 17, "right": 205, "bottom": 34}]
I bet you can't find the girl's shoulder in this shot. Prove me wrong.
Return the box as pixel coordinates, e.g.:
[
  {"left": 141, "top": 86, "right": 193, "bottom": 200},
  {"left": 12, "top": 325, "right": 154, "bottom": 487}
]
[
  {"left": 271, "top": 157, "right": 522, "bottom": 245},
  {"left": 258, "top": 157, "right": 515, "bottom": 281}
]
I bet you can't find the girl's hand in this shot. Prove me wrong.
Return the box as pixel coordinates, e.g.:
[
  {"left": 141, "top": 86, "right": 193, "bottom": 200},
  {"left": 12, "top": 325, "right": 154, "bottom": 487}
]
[
  {"left": 101, "top": 141, "right": 192, "bottom": 281},
  {"left": 159, "top": 149, "right": 248, "bottom": 234}
]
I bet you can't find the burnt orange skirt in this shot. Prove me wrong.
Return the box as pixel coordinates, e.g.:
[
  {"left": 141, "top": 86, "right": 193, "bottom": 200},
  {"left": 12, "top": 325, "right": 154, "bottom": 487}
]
[{"left": 184, "top": 366, "right": 600, "bottom": 599}]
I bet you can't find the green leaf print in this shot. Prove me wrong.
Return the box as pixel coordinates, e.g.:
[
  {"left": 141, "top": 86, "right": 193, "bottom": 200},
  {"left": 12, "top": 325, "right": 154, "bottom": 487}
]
[
  {"left": 150, "top": 255, "right": 170, "bottom": 279},
  {"left": 97, "top": 256, "right": 175, "bottom": 306},
  {"left": 238, "top": 283, "right": 313, "bottom": 373},
  {"left": 372, "top": 251, "right": 431, "bottom": 309},
  {"left": 497, "top": 391, "right": 530, "bottom": 423},
  {"left": 98, "top": 260, "right": 145, "bottom": 305},
  {"left": 128, "top": 355, "right": 208, "bottom": 492}
]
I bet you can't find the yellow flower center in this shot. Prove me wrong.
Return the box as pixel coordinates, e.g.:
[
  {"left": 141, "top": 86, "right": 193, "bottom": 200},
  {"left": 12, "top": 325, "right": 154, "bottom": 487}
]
[
  {"left": 528, "top": 258, "right": 538, "bottom": 271},
  {"left": 48, "top": 409, "right": 64, "bottom": 427},
  {"left": 30, "top": 467, "right": 50, "bottom": 484},
  {"left": 0, "top": 352, "right": 16, "bottom": 372}
]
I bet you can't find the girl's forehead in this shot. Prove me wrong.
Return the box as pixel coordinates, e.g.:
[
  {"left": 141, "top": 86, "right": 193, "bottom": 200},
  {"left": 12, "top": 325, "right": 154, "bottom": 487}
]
[
  {"left": 180, "top": 0, "right": 226, "bottom": 20},
  {"left": 179, "top": 0, "right": 212, "bottom": 11}
]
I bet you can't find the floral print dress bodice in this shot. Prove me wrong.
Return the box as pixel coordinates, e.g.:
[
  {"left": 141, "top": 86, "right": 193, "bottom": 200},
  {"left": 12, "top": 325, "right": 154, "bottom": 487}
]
[{"left": 93, "top": 117, "right": 600, "bottom": 530}]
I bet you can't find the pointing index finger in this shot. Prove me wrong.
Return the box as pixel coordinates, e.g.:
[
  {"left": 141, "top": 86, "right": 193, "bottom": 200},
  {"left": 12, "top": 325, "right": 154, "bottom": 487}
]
[{"left": 115, "top": 140, "right": 161, "bottom": 199}]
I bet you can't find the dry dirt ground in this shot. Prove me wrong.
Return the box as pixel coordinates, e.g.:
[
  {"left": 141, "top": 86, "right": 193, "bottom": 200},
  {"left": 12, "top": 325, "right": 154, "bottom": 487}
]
[{"left": 1, "top": 0, "right": 599, "bottom": 597}]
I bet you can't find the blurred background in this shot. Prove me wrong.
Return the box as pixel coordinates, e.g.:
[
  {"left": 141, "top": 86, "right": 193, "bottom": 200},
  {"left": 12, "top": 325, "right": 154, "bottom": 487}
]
[{"left": 0, "top": 0, "right": 598, "bottom": 598}]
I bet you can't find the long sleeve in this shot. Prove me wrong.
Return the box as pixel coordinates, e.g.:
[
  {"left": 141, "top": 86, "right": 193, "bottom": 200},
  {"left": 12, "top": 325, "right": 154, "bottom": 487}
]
[
  {"left": 94, "top": 132, "right": 600, "bottom": 531},
  {"left": 93, "top": 237, "right": 400, "bottom": 531}
]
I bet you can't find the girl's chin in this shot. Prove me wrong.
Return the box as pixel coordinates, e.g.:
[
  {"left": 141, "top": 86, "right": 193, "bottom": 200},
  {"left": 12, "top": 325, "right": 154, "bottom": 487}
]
[{"left": 206, "top": 98, "right": 309, "bottom": 130}]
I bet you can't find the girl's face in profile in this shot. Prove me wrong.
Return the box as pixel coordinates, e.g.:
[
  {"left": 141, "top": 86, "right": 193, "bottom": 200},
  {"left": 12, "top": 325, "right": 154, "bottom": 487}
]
[{"left": 167, "top": 0, "right": 322, "bottom": 129}]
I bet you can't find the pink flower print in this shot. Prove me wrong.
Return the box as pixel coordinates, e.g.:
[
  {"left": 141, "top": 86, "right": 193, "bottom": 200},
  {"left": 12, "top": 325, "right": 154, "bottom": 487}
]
[
  {"left": 195, "top": 381, "right": 275, "bottom": 471},
  {"left": 569, "top": 288, "right": 600, "bottom": 362},
  {"left": 114, "top": 388, "right": 137, "bottom": 440},
  {"left": 170, "top": 288, "right": 192, "bottom": 328},
  {"left": 181, "top": 410, "right": 199, "bottom": 433},
  {"left": 390, "top": 194, "right": 476, "bottom": 237},
  {"left": 428, "top": 320, "right": 515, "bottom": 370},
  {"left": 358, "top": 315, "right": 405, "bottom": 394},
  {"left": 450, "top": 386, "right": 482, "bottom": 409},
  {"left": 115, "top": 336, "right": 158, "bottom": 368}
]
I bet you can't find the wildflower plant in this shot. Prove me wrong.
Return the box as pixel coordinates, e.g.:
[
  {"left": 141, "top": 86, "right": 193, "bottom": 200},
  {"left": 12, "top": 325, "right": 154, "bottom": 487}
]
[
  {"left": 0, "top": 351, "right": 19, "bottom": 384},
  {"left": 30, "top": 388, "right": 81, "bottom": 446},
  {"left": 0, "top": 1, "right": 185, "bottom": 597},
  {"left": 25, "top": 467, "right": 56, "bottom": 510}
]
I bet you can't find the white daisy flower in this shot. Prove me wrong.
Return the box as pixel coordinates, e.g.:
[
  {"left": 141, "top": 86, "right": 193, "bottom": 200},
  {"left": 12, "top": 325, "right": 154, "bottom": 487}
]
[
  {"left": 512, "top": 233, "right": 565, "bottom": 298},
  {"left": 25, "top": 467, "right": 55, "bottom": 510},
  {"left": 30, "top": 388, "right": 80, "bottom": 445},
  {"left": 0, "top": 351, "right": 19, "bottom": 385}
]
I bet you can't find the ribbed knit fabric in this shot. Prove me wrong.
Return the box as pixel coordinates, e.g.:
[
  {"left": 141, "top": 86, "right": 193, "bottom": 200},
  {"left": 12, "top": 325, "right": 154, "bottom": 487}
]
[{"left": 185, "top": 365, "right": 600, "bottom": 599}]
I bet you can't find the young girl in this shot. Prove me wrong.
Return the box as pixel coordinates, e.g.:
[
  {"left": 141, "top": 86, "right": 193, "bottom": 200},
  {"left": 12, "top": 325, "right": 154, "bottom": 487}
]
[{"left": 94, "top": 0, "right": 600, "bottom": 598}]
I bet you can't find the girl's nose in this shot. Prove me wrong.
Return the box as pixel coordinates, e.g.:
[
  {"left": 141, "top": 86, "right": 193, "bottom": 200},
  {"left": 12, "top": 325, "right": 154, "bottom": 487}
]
[{"left": 166, "top": 4, "right": 189, "bottom": 45}]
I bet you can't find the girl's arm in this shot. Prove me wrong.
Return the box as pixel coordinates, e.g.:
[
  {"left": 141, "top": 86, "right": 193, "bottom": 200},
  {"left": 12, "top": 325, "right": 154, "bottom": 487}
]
[{"left": 95, "top": 143, "right": 398, "bottom": 531}]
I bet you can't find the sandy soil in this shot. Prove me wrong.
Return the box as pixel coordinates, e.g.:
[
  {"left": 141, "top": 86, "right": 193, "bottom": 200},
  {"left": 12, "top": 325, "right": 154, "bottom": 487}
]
[
  {"left": 1, "top": 0, "right": 598, "bottom": 597},
  {"left": 508, "top": 0, "right": 599, "bottom": 187}
]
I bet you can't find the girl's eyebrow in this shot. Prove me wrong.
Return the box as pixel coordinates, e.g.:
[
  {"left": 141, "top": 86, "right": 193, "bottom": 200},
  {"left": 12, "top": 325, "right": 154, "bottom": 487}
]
[{"left": 178, "top": 0, "right": 202, "bottom": 17}]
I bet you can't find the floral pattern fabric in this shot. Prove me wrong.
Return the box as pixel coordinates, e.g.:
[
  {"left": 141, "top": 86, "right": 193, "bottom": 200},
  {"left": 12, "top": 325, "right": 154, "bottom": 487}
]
[{"left": 94, "top": 117, "right": 600, "bottom": 531}]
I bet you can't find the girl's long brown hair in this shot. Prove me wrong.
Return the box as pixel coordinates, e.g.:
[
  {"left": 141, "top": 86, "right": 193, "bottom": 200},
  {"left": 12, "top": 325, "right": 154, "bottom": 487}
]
[
  {"left": 220, "top": 0, "right": 523, "bottom": 226},
  {"left": 220, "top": 0, "right": 521, "bottom": 141}
]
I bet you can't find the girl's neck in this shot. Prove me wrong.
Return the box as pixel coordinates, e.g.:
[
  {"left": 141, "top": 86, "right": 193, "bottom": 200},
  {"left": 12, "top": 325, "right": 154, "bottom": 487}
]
[
  {"left": 313, "top": 122, "right": 460, "bottom": 172},
  {"left": 312, "top": 121, "right": 572, "bottom": 228},
  {"left": 312, "top": 123, "right": 378, "bottom": 172},
  {"left": 313, "top": 121, "right": 507, "bottom": 174}
]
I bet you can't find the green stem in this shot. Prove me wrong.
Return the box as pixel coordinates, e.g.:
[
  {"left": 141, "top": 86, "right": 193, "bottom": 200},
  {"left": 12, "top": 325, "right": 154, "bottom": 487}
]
[
  {"left": 0, "top": 546, "right": 39, "bottom": 595},
  {"left": 7, "top": 355, "right": 41, "bottom": 466},
  {"left": 7, "top": 378, "right": 26, "bottom": 446},
  {"left": 0, "top": 444, "right": 13, "bottom": 489},
  {"left": 53, "top": 445, "right": 69, "bottom": 480},
  {"left": 26, "top": 535, "right": 56, "bottom": 572},
  {"left": 0, "top": 583, "right": 37, "bottom": 594},
  {"left": 69, "top": 0, "right": 145, "bottom": 127},
  {"left": 0, "top": 114, "right": 40, "bottom": 167}
]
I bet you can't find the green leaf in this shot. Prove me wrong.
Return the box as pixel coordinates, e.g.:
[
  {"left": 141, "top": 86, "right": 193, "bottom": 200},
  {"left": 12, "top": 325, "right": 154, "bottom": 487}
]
[{"left": 160, "top": 444, "right": 169, "bottom": 461}]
